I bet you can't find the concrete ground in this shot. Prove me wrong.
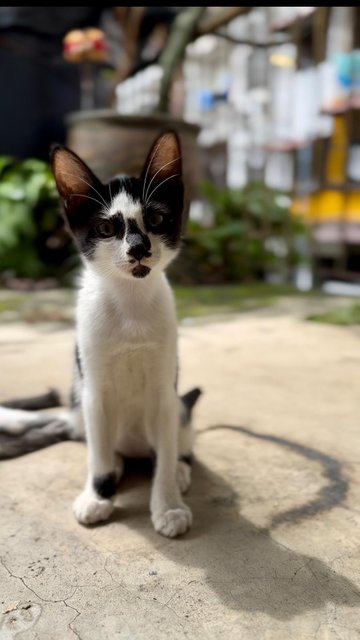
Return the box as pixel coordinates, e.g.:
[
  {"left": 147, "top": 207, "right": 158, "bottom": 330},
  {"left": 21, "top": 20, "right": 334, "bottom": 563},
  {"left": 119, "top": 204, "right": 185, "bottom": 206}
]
[{"left": 1, "top": 303, "right": 360, "bottom": 639}]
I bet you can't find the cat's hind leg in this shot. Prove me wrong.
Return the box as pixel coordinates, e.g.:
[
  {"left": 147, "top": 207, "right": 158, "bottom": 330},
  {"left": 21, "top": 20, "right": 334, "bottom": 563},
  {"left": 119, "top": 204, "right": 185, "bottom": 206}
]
[
  {"left": 177, "top": 388, "right": 201, "bottom": 494},
  {"left": 177, "top": 420, "right": 193, "bottom": 494},
  {"left": 177, "top": 457, "right": 192, "bottom": 494}
]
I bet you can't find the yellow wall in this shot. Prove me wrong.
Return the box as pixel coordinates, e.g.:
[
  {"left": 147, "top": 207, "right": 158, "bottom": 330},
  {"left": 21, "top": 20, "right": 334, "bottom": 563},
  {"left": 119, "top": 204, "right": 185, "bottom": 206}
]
[{"left": 291, "top": 191, "right": 360, "bottom": 223}]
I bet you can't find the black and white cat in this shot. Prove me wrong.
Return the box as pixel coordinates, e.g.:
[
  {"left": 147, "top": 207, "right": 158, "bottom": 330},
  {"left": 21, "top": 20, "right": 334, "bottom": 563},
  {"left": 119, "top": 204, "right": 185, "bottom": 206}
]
[{"left": 0, "top": 131, "right": 201, "bottom": 538}]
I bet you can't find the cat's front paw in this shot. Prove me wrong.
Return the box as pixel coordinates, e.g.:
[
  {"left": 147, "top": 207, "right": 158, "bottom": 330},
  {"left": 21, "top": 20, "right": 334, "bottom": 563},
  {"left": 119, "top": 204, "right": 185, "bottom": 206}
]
[
  {"left": 152, "top": 505, "right": 192, "bottom": 538},
  {"left": 177, "top": 460, "right": 191, "bottom": 494},
  {"left": 73, "top": 490, "right": 114, "bottom": 525}
]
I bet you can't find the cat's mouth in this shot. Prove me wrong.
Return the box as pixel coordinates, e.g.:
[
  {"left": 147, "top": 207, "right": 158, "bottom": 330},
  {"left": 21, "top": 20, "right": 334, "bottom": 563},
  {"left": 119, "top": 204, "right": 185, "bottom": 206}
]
[{"left": 131, "top": 264, "right": 151, "bottom": 278}]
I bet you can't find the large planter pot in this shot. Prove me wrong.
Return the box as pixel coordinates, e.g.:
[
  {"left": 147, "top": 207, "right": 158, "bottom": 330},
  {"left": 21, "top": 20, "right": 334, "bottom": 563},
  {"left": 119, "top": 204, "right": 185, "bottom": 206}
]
[{"left": 66, "top": 110, "right": 202, "bottom": 214}]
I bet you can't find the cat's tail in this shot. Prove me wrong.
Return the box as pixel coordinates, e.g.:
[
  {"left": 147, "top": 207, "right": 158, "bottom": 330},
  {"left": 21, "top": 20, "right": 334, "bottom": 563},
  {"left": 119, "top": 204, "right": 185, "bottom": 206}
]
[
  {"left": 181, "top": 387, "right": 202, "bottom": 417},
  {"left": 178, "top": 387, "right": 202, "bottom": 466},
  {"left": 179, "top": 387, "right": 202, "bottom": 429},
  {"left": 1, "top": 388, "right": 61, "bottom": 411},
  {"left": 1, "top": 388, "right": 203, "bottom": 460},
  {"left": 0, "top": 390, "right": 82, "bottom": 460}
]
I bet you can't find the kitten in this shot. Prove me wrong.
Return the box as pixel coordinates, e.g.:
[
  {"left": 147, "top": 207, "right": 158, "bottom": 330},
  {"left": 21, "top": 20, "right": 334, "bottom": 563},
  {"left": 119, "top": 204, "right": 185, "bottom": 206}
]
[{"left": 0, "top": 131, "right": 201, "bottom": 538}]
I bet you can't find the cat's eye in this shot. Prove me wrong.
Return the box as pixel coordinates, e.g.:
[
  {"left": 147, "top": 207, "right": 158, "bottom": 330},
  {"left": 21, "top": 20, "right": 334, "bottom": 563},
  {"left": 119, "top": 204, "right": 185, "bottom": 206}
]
[
  {"left": 148, "top": 212, "right": 163, "bottom": 227},
  {"left": 96, "top": 221, "right": 116, "bottom": 237}
]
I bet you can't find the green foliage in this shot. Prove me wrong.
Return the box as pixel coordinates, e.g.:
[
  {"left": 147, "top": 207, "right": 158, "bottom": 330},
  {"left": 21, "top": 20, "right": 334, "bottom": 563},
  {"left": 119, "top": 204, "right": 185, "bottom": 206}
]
[
  {"left": 307, "top": 303, "right": 360, "bottom": 326},
  {"left": 178, "top": 182, "right": 306, "bottom": 284},
  {"left": 0, "top": 156, "right": 77, "bottom": 281}
]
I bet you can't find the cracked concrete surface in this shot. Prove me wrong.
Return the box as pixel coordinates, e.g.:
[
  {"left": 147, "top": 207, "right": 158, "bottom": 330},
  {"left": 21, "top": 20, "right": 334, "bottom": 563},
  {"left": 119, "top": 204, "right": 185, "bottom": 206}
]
[{"left": 1, "top": 307, "right": 360, "bottom": 639}]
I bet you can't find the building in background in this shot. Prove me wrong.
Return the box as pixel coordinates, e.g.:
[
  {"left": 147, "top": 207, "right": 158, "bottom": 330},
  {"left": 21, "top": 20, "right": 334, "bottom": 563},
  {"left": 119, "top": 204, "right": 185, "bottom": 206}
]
[
  {"left": 182, "top": 8, "right": 360, "bottom": 283},
  {"left": 115, "top": 7, "right": 360, "bottom": 284}
]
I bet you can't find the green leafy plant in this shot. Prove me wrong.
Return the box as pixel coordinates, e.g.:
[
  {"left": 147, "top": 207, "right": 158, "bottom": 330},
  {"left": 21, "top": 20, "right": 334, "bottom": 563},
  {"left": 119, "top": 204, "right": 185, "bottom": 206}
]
[
  {"left": 0, "top": 157, "right": 77, "bottom": 282},
  {"left": 307, "top": 303, "right": 360, "bottom": 326},
  {"left": 174, "top": 181, "right": 306, "bottom": 284}
]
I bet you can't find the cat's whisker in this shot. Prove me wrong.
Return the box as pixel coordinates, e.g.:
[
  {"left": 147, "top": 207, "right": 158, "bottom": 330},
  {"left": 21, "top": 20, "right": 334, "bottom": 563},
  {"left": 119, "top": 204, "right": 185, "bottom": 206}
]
[
  {"left": 108, "top": 180, "right": 112, "bottom": 202},
  {"left": 60, "top": 170, "right": 107, "bottom": 207},
  {"left": 142, "top": 137, "right": 165, "bottom": 202},
  {"left": 144, "top": 157, "right": 181, "bottom": 204},
  {"left": 72, "top": 194, "right": 106, "bottom": 208},
  {"left": 146, "top": 174, "right": 180, "bottom": 203}
]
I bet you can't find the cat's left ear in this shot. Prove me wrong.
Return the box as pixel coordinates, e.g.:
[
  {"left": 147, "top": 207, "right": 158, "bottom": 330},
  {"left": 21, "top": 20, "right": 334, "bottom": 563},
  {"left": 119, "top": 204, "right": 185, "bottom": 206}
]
[
  {"left": 50, "top": 145, "right": 104, "bottom": 216},
  {"left": 140, "top": 130, "right": 183, "bottom": 198}
]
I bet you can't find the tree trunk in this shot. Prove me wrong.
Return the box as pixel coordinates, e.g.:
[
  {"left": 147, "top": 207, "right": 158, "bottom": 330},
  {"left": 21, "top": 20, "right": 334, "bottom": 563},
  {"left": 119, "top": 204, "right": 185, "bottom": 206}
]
[{"left": 157, "top": 7, "right": 205, "bottom": 113}]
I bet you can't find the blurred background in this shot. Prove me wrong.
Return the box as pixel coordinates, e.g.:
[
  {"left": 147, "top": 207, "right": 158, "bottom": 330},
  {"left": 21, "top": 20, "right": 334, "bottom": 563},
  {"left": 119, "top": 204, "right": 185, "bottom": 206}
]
[{"left": 0, "top": 6, "right": 360, "bottom": 322}]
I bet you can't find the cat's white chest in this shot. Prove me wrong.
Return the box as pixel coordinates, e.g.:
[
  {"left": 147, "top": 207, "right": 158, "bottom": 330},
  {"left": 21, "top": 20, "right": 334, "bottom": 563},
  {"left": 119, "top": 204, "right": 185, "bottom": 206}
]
[
  {"left": 107, "top": 345, "right": 156, "bottom": 457},
  {"left": 78, "top": 269, "right": 177, "bottom": 457}
]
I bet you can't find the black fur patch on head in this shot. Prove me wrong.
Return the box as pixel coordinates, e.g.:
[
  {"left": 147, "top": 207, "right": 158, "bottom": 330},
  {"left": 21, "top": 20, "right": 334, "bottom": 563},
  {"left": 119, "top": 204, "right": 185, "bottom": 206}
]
[
  {"left": 61, "top": 194, "right": 115, "bottom": 260},
  {"left": 79, "top": 212, "right": 127, "bottom": 259},
  {"left": 107, "top": 213, "right": 125, "bottom": 240},
  {"left": 126, "top": 219, "right": 151, "bottom": 252},
  {"left": 67, "top": 206, "right": 106, "bottom": 260},
  {"left": 111, "top": 176, "right": 142, "bottom": 201},
  {"left": 143, "top": 195, "right": 183, "bottom": 249},
  {"left": 93, "top": 472, "right": 117, "bottom": 498}
]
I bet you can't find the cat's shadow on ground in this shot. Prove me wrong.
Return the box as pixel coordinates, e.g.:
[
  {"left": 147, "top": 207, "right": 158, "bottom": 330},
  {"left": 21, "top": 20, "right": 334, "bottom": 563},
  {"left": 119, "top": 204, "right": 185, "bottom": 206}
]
[{"left": 108, "top": 452, "right": 360, "bottom": 621}]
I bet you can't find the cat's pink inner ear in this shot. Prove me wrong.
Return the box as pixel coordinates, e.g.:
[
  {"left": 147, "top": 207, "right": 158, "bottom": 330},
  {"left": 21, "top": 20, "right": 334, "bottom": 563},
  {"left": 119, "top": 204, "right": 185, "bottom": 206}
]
[
  {"left": 52, "top": 148, "right": 97, "bottom": 200},
  {"left": 144, "top": 131, "right": 182, "bottom": 181}
]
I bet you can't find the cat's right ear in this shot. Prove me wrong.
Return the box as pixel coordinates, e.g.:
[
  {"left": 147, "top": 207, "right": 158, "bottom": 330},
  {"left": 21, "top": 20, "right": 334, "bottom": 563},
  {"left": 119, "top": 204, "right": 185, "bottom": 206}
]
[{"left": 50, "top": 146, "right": 104, "bottom": 216}]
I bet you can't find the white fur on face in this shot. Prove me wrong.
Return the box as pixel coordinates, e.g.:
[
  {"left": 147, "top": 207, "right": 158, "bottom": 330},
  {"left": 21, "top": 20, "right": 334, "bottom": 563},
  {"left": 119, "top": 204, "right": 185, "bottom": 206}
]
[
  {"left": 88, "top": 189, "right": 178, "bottom": 281},
  {"left": 106, "top": 191, "right": 144, "bottom": 226}
]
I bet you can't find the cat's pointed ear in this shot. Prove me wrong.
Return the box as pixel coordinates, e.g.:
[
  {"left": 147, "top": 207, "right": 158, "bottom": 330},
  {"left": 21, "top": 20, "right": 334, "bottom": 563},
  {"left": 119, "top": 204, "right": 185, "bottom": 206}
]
[
  {"left": 141, "top": 130, "right": 182, "bottom": 197},
  {"left": 50, "top": 145, "right": 104, "bottom": 214}
]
